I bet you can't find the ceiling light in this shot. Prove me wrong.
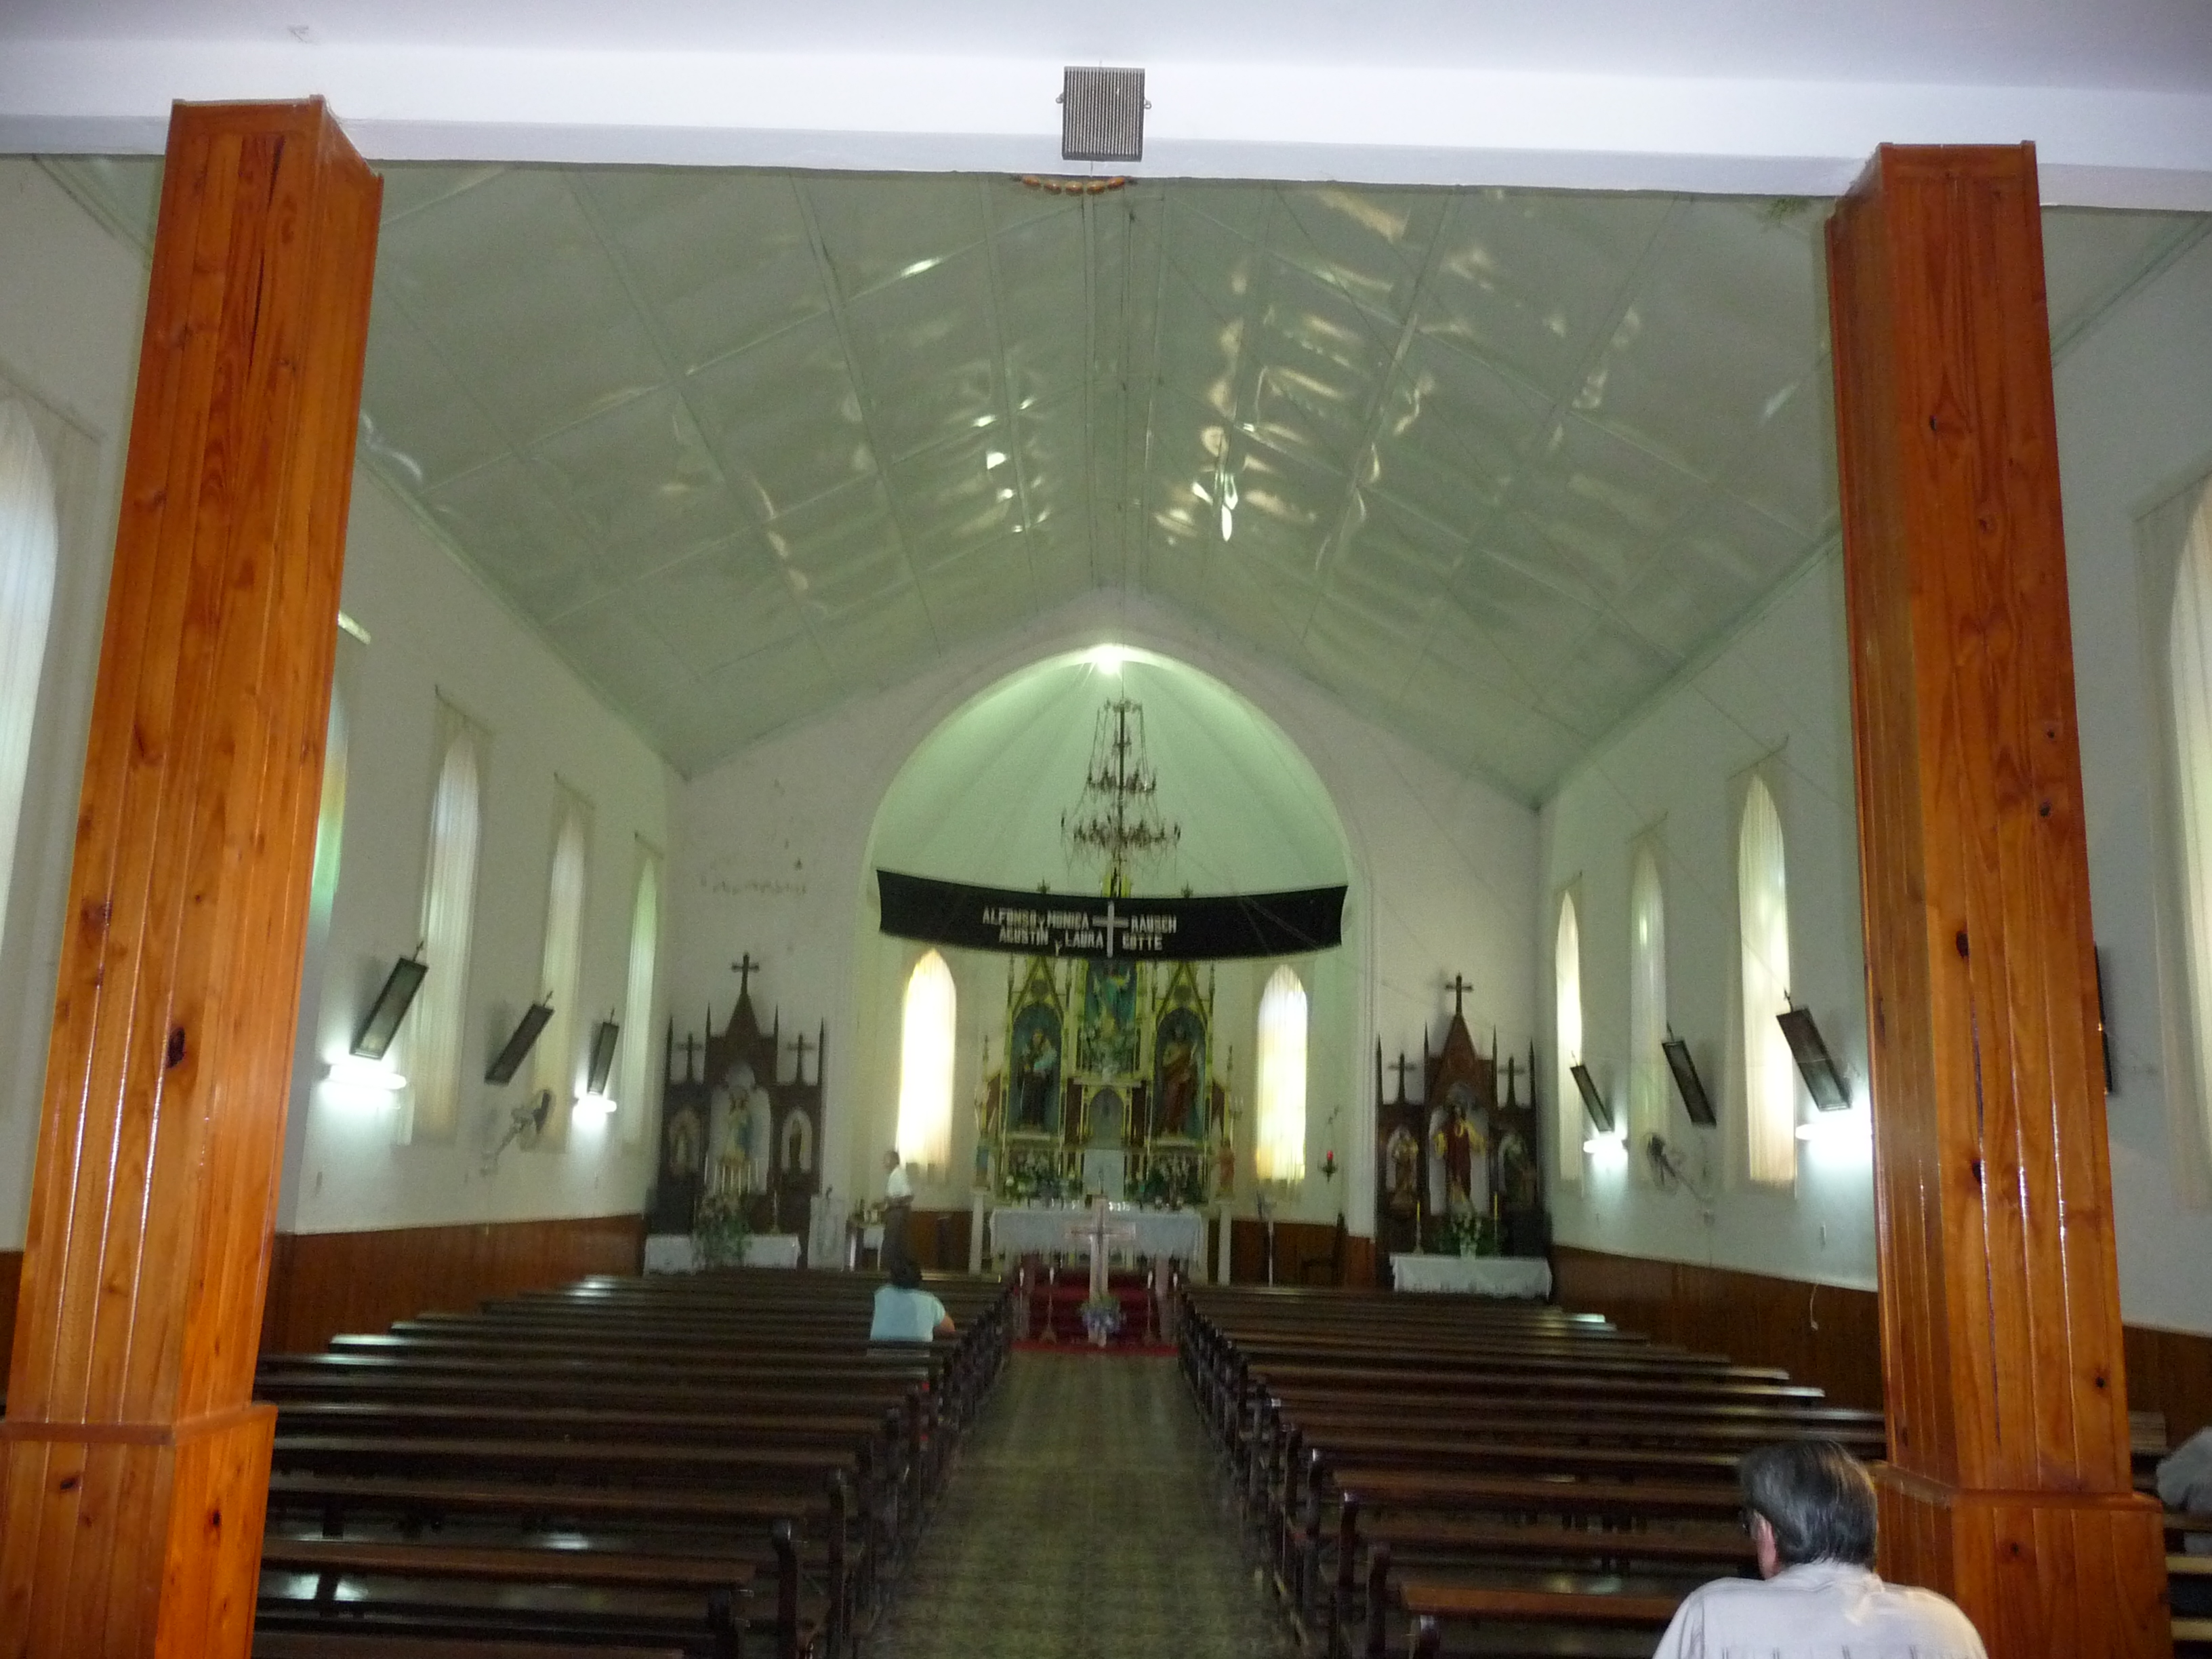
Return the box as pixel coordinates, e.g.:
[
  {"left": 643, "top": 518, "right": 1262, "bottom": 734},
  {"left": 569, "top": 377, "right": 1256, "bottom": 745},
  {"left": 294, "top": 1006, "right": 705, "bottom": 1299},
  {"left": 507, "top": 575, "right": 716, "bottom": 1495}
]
[
  {"left": 985, "top": 451, "right": 1008, "bottom": 470},
  {"left": 1087, "top": 644, "right": 1129, "bottom": 674},
  {"left": 897, "top": 256, "right": 944, "bottom": 280},
  {"left": 998, "top": 487, "right": 1015, "bottom": 501}
]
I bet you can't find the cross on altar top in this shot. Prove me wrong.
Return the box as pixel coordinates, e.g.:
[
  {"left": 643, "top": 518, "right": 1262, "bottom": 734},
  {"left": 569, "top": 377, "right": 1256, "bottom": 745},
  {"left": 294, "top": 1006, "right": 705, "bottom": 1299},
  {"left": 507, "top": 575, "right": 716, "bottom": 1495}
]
[
  {"left": 1445, "top": 972, "right": 1472, "bottom": 1017},
  {"left": 677, "top": 1031, "right": 703, "bottom": 1081},
  {"left": 1390, "top": 1053, "right": 1418, "bottom": 1098},
  {"left": 788, "top": 1031, "right": 814, "bottom": 1080},
  {"left": 732, "top": 954, "right": 761, "bottom": 1000}
]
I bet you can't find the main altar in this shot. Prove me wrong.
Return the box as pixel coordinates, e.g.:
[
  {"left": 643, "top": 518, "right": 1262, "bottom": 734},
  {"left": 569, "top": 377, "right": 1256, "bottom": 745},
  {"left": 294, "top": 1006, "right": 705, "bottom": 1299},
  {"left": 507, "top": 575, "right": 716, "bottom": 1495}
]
[{"left": 977, "top": 953, "right": 1228, "bottom": 1209}]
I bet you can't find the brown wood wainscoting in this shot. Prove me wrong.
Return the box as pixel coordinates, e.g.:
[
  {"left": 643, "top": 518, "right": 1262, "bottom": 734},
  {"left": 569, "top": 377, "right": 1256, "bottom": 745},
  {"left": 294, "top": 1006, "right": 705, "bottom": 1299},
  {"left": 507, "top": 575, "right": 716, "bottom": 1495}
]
[
  {"left": 259, "top": 1213, "right": 646, "bottom": 1357},
  {"left": 1227, "top": 1217, "right": 1374, "bottom": 1288},
  {"left": 898, "top": 1207, "right": 973, "bottom": 1272},
  {"left": 1552, "top": 1244, "right": 1886, "bottom": 1412},
  {"left": 2125, "top": 1322, "right": 2212, "bottom": 1447},
  {"left": 0, "top": 1248, "right": 19, "bottom": 1395},
  {"left": 1553, "top": 1244, "right": 2212, "bottom": 1443}
]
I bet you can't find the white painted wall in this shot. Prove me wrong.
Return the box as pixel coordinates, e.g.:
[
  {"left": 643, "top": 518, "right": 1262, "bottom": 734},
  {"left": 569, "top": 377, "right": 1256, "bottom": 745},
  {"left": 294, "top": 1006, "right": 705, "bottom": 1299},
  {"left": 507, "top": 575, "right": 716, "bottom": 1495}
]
[
  {"left": 0, "top": 160, "right": 680, "bottom": 1250},
  {"left": 278, "top": 472, "right": 678, "bottom": 1233},
  {"left": 2054, "top": 227, "right": 2212, "bottom": 1338},
  {"left": 667, "top": 592, "right": 1538, "bottom": 1238},
  {"left": 0, "top": 159, "right": 141, "bottom": 1253},
  {"left": 1540, "top": 551, "right": 1880, "bottom": 1292},
  {"left": 1541, "top": 226, "right": 2212, "bottom": 1341}
]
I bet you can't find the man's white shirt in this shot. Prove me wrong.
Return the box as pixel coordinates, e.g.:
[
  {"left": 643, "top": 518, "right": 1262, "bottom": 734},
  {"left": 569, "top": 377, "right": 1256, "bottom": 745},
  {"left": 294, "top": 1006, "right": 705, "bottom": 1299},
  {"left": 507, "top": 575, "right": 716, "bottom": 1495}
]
[{"left": 1651, "top": 1561, "right": 1986, "bottom": 1659}]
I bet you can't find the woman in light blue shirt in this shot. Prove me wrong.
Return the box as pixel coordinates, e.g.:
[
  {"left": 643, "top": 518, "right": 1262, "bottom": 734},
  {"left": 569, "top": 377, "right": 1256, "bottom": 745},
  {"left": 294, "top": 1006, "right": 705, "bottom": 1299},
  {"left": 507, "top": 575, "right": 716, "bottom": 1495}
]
[{"left": 869, "top": 1254, "right": 954, "bottom": 1342}]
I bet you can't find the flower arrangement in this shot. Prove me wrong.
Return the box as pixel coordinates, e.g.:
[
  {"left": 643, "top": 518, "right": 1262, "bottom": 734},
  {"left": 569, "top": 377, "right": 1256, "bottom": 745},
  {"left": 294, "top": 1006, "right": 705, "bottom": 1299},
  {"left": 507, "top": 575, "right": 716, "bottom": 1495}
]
[
  {"left": 692, "top": 1190, "right": 754, "bottom": 1269},
  {"left": 1132, "top": 1155, "right": 1206, "bottom": 1210},
  {"left": 1001, "top": 1153, "right": 1073, "bottom": 1204},
  {"left": 1079, "top": 1294, "right": 1125, "bottom": 1346},
  {"left": 1433, "top": 1210, "right": 1498, "bottom": 1258}
]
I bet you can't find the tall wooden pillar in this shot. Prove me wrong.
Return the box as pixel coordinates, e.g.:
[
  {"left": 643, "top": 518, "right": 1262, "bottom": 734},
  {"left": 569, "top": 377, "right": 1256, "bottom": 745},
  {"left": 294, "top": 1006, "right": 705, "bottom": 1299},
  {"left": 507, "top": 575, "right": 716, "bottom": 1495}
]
[
  {"left": 0, "top": 102, "right": 377, "bottom": 1658},
  {"left": 1827, "top": 145, "right": 2170, "bottom": 1656}
]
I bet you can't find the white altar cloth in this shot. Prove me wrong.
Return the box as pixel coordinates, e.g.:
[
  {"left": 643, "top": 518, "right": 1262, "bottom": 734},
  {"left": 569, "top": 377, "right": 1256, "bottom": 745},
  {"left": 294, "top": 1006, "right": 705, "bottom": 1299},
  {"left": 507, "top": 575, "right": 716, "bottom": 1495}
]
[
  {"left": 1391, "top": 1253, "right": 1553, "bottom": 1298},
  {"left": 989, "top": 1205, "right": 1206, "bottom": 1261},
  {"left": 644, "top": 1232, "right": 803, "bottom": 1273}
]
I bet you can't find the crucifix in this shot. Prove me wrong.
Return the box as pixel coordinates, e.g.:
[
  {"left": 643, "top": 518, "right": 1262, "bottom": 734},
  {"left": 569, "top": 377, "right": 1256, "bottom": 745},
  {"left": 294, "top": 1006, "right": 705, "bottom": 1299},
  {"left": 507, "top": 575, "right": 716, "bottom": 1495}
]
[
  {"left": 732, "top": 953, "right": 761, "bottom": 1002},
  {"left": 1390, "top": 1052, "right": 1417, "bottom": 1101},
  {"left": 1445, "top": 972, "right": 1471, "bottom": 1018},
  {"left": 1066, "top": 1204, "right": 1139, "bottom": 1338},
  {"left": 788, "top": 1030, "right": 815, "bottom": 1086},
  {"left": 676, "top": 1031, "right": 703, "bottom": 1082}
]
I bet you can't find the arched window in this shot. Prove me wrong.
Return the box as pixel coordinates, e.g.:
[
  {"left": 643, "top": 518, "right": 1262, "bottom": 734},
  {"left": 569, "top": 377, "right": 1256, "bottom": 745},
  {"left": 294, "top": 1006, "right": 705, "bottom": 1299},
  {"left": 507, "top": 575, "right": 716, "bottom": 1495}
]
[
  {"left": 896, "top": 950, "right": 956, "bottom": 1172},
  {"left": 1555, "top": 893, "right": 1583, "bottom": 1183},
  {"left": 403, "top": 718, "right": 483, "bottom": 1142},
  {"left": 0, "top": 401, "right": 58, "bottom": 955},
  {"left": 531, "top": 792, "right": 590, "bottom": 1136},
  {"left": 308, "top": 688, "right": 349, "bottom": 934},
  {"left": 616, "top": 847, "right": 661, "bottom": 1143},
  {"left": 2168, "top": 489, "right": 2212, "bottom": 1170},
  {"left": 1739, "top": 775, "right": 1796, "bottom": 1185},
  {"left": 1628, "top": 848, "right": 1667, "bottom": 1158},
  {"left": 1254, "top": 965, "right": 1308, "bottom": 1183}
]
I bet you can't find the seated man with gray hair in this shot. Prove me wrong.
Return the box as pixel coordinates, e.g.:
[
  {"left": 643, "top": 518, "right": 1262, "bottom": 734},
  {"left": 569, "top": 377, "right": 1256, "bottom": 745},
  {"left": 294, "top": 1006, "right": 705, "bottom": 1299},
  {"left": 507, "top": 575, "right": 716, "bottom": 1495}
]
[{"left": 1652, "top": 1439, "right": 1986, "bottom": 1658}]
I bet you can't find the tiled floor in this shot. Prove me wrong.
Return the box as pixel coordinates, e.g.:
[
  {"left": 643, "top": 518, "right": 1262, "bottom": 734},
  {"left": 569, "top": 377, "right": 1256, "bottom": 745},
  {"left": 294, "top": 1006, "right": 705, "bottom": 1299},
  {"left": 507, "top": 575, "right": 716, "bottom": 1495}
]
[{"left": 863, "top": 1351, "right": 1298, "bottom": 1659}]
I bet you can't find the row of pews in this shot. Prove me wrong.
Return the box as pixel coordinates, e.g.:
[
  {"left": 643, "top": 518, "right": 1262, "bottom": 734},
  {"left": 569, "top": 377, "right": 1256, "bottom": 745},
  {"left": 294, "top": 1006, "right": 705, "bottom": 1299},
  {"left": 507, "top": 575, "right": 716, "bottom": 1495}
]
[
  {"left": 1180, "top": 1283, "right": 2211, "bottom": 1659},
  {"left": 251, "top": 1267, "right": 1016, "bottom": 1659}
]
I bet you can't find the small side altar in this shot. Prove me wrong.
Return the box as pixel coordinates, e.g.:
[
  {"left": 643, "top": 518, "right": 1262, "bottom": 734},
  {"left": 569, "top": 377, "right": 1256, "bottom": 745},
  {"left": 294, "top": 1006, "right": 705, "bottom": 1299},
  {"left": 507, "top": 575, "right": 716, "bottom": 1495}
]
[
  {"left": 1389, "top": 1252, "right": 1553, "bottom": 1298},
  {"left": 988, "top": 1204, "right": 1205, "bottom": 1263}
]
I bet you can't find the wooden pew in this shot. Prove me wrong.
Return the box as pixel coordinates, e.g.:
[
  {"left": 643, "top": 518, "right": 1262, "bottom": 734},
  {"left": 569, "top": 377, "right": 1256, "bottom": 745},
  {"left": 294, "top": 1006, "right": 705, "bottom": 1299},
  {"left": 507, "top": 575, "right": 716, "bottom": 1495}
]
[
  {"left": 257, "top": 1531, "right": 779, "bottom": 1659},
  {"left": 254, "top": 1269, "right": 1017, "bottom": 1659},
  {"left": 1176, "top": 1283, "right": 1832, "bottom": 1658}
]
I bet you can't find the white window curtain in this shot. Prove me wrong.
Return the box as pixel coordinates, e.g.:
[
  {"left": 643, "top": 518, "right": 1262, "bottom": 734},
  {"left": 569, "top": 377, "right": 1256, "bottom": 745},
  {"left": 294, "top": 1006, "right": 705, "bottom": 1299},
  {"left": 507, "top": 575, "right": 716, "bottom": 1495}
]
[
  {"left": 402, "top": 718, "right": 483, "bottom": 1143},
  {"left": 1628, "top": 849, "right": 1667, "bottom": 1159},
  {"left": 0, "top": 402, "right": 58, "bottom": 959},
  {"left": 1254, "top": 964, "right": 1308, "bottom": 1183},
  {"left": 896, "top": 949, "right": 956, "bottom": 1172},
  {"left": 2165, "top": 485, "right": 2212, "bottom": 1175},
  {"left": 1739, "top": 775, "right": 1797, "bottom": 1185},
  {"left": 616, "top": 848, "right": 661, "bottom": 1144},
  {"left": 1555, "top": 894, "right": 1583, "bottom": 1183},
  {"left": 531, "top": 793, "right": 590, "bottom": 1139}
]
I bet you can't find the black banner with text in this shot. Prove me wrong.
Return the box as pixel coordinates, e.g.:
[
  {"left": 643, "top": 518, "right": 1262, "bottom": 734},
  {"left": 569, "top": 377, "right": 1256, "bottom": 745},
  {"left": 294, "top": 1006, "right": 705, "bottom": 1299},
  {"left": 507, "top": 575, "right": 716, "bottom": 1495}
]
[{"left": 876, "top": 869, "right": 1345, "bottom": 961}]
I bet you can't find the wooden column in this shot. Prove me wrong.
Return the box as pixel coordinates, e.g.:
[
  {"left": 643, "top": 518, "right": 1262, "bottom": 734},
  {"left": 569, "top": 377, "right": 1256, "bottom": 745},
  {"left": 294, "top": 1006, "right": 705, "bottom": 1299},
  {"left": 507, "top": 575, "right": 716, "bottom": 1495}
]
[
  {"left": 0, "top": 102, "right": 377, "bottom": 1658},
  {"left": 1827, "top": 144, "right": 2170, "bottom": 1656}
]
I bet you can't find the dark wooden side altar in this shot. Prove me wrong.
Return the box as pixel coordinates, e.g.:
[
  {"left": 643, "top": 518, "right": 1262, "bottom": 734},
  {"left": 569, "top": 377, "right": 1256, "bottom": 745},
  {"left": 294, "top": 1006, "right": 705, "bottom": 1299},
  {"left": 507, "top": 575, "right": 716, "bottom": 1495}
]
[
  {"left": 1375, "top": 989, "right": 1544, "bottom": 1258},
  {"left": 648, "top": 965, "right": 825, "bottom": 1241}
]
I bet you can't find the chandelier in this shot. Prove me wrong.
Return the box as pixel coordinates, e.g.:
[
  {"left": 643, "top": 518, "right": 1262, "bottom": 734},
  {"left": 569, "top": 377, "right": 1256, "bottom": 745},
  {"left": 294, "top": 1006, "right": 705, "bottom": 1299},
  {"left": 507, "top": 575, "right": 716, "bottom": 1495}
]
[{"left": 1061, "top": 697, "right": 1181, "bottom": 896}]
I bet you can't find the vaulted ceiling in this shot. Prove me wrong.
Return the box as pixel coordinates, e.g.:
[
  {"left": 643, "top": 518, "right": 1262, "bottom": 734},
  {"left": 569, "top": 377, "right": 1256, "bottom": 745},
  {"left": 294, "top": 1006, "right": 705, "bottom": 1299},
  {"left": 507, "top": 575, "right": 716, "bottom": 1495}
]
[{"left": 46, "top": 157, "right": 2208, "bottom": 799}]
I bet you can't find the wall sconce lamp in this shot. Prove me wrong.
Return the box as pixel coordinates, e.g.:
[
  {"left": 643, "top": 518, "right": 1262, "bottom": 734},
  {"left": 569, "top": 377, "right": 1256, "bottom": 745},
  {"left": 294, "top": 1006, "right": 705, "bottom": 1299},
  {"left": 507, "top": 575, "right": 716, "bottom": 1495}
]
[
  {"left": 577, "top": 1018, "right": 621, "bottom": 1118},
  {"left": 485, "top": 1002, "right": 553, "bottom": 1085},
  {"left": 329, "top": 954, "right": 424, "bottom": 1092},
  {"left": 1778, "top": 1004, "right": 1851, "bottom": 1109},
  {"left": 1660, "top": 1031, "right": 1717, "bottom": 1127}
]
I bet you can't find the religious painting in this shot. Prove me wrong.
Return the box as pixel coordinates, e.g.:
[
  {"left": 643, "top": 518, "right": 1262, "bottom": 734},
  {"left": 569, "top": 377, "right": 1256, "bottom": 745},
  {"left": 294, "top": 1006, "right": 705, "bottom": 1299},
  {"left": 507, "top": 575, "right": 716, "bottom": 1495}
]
[
  {"left": 1079, "top": 959, "right": 1140, "bottom": 1078},
  {"left": 1383, "top": 1123, "right": 1420, "bottom": 1217},
  {"left": 1151, "top": 1004, "right": 1208, "bottom": 1141},
  {"left": 1009, "top": 1003, "right": 1063, "bottom": 1134},
  {"left": 664, "top": 1101, "right": 705, "bottom": 1183},
  {"left": 779, "top": 1109, "right": 814, "bottom": 1176},
  {"left": 1434, "top": 1079, "right": 1490, "bottom": 1217},
  {"left": 1004, "top": 958, "right": 1066, "bottom": 1138}
]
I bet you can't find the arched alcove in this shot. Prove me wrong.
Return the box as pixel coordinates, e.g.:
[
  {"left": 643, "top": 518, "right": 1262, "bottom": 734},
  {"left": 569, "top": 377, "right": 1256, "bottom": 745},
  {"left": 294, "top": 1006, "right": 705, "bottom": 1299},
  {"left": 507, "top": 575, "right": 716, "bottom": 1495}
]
[{"left": 846, "top": 644, "right": 1363, "bottom": 1237}]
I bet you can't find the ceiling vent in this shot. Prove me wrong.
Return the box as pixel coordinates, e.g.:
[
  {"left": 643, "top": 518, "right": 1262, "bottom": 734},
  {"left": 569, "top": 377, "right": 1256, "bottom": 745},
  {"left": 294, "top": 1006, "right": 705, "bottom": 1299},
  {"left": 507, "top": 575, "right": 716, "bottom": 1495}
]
[{"left": 1061, "top": 67, "right": 1146, "bottom": 163}]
